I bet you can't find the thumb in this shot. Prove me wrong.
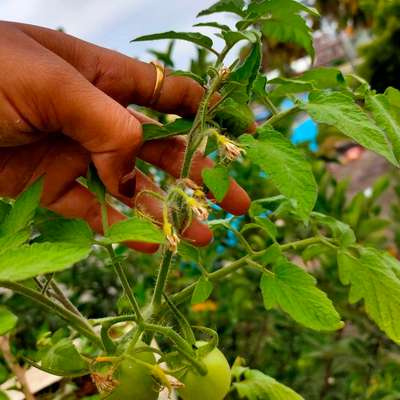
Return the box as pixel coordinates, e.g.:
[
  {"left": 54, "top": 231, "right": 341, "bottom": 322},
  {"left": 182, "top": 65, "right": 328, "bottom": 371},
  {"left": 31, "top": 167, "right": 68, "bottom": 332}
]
[{"left": 54, "top": 72, "right": 142, "bottom": 198}]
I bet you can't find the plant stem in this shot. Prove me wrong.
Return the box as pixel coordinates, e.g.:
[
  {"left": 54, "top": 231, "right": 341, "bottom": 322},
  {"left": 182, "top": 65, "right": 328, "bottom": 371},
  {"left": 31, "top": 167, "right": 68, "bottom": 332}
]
[
  {"left": 0, "top": 281, "right": 102, "bottom": 348},
  {"left": 151, "top": 249, "right": 173, "bottom": 311},
  {"left": 262, "top": 95, "right": 279, "bottom": 115},
  {"left": 142, "top": 322, "right": 207, "bottom": 375},
  {"left": 280, "top": 236, "right": 327, "bottom": 251},
  {"left": 260, "top": 105, "right": 300, "bottom": 127},
  {"left": 0, "top": 335, "right": 35, "bottom": 400},
  {"left": 106, "top": 245, "right": 143, "bottom": 323},
  {"left": 169, "top": 255, "right": 251, "bottom": 308},
  {"left": 49, "top": 280, "right": 84, "bottom": 318}
]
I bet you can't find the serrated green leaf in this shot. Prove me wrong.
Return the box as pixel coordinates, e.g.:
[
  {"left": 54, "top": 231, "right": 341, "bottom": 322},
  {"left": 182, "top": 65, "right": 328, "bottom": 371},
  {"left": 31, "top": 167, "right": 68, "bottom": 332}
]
[
  {"left": 202, "top": 166, "right": 230, "bottom": 202},
  {"left": 337, "top": 248, "right": 400, "bottom": 343},
  {"left": 41, "top": 338, "right": 88, "bottom": 374},
  {"left": 132, "top": 31, "right": 214, "bottom": 52},
  {"left": 232, "top": 366, "right": 304, "bottom": 400},
  {"left": 366, "top": 93, "right": 400, "bottom": 162},
  {"left": 303, "top": 90, "right": 398, "bottom": 166},
  {"left": 0, "top": 306, "right": 18, "bottom": 335},
  {"left": 261, "top": 13, "right": 314, "bottom": 58},
  {"left": 0, "top": 242, "right": 91, "bottom": 282},
  {"left": 38, "top": 218, "right": 93, "bottom": 246},
  {"left": 197, "top": 0, "right": 245, "bottom": 17},
  {"left": 142, "top": 118, "right": 193, "bottom": 141},
  {"left": 0, "top": 177, "right": 43, "bottom": 236},
  {"left": 311, "top": 212, "right": 356, "bottom": 247},
  {"left": 260, "top": 261, "right": 343, "bottom": 331},
  {"left": 104, "top": 217, "right": 164, "bottom": 244},
  {"left": 191, "top": 276, "right": 214, "bottom": 304},
  {"left": 240, "top": 128, "right": 317, "bottom": 219}
]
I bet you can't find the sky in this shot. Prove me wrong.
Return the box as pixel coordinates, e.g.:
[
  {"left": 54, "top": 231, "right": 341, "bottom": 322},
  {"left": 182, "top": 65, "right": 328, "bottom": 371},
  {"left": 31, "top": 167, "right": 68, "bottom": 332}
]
[{"left": 1, "top": 0, "right": 238, "bottom": 69}]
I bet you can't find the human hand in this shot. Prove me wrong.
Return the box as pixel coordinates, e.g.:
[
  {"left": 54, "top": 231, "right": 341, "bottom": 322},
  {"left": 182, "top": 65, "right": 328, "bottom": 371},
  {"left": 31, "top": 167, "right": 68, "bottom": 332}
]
[{"left": 0, "top": 21, "right": 250, "bottom": 252}]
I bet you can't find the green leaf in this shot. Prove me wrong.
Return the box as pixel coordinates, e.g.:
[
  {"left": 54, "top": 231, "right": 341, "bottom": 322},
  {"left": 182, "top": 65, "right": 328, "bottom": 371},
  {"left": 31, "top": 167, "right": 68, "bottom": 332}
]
[
  {"left": 303, "top": 91, "right": 398, "bottom": 166},
  {"left": 260, "top": 261, "right": 343, "bottom": 331},
  {"left": 337, "top": 248, "right": 400, "bottom": 343},
  {"left": 240, "top": 128, "right": 317, "bottom": 219},
  {"left": 385, "top": 86, "right": 400, "bottom": 110},
  {"left": 366, "top": 93, "right": 400, "bottom": 162},
  {"left": 261, "top": 13, "right": 314, "bottom": 58},
  {"left": 0, "top": 230, "right": 30, "bottom": 256},
  {"left": 216, "top": 98, "right": 254, "bottom": 137},
  {"left": 191, "top": 276, "right": 214, "bottom": 304},
  {"left": 0, "top": 201, "right": 10, "bottom": 225},
  {"left": 311, "top": 212, "right": 356, "bottom": 247},
  {"left": 269, "top": 68, "right": 345, "bottom": 99},
  {"left": 219, "top": 30, "right": 259, "bottom": 47},
  {"left": 194, "top": 22, "right": 231, "bottom": 31},
  {"left": 197, "top": 0, "right": 245, "bottom": 17},
  {"left": 225, "top": 42, "right": 262, "bottom": 103},
  {"left": 0, "top": 177, "right": 43, "bottom": 236},
  {"left": 0, "top": 306, "right": 18, "bottom": 335},
  {"left": 38, "top": 218, "right": 93, "bottom": 246},
  {"left": 0, "top": 242, "right": 91, "bottom": 282},
  {"left": 41, "top": 338, "right": 88, "bottom": 374},
  {"left": 246, "top": 0, "right": 319, "bottom": 18},
  {"left": 202, "top": 166, "right": 230, "bottom": 202},
  {"left": 104, "top": 217, "right": 164, "bottom": 244},
  {"left": 254, "top": 216, "right": 277, "bottom": 241},
  {"left": 232, "top": 366, "right": 304, "bottom": 400},
  {"left": 169, "top": 70, "right": 206, "bottom": 85},
  {"left": 142, "top": 118, "right": 193, "bottom": 141},
  {"left": 132, "top": 31, "right": 214, "bottom": 52},
  {"left": 86, "top": 164, "right": 105, "bottom": 204}
]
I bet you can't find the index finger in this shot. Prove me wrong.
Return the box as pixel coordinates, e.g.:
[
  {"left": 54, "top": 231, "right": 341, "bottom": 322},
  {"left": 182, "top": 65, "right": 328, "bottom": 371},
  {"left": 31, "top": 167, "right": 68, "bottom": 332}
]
[{"left": 11, "top": 22, "right": 209, "bottom": 117}]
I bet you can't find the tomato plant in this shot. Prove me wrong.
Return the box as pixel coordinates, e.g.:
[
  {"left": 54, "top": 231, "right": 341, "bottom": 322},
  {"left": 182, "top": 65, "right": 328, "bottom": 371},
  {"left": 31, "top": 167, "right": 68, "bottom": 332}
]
[{"left": 2, "top": 1, "right": 400, "bottom": 399}]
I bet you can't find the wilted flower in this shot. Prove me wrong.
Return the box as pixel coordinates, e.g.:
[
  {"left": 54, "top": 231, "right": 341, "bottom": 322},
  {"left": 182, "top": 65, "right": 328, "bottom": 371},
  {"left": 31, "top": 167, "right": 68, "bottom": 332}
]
[
  {"left": 163, "top": 222, "right": 180, "bottom": 253},
  {"left": 91, "top": 372, "right": 118, "bottom": 394},
  {"left": 217, "top": 135, "right": 245, "bottom": 161},
  {"left": 186, "top": 197, "right": 209, "bottom": 221}
]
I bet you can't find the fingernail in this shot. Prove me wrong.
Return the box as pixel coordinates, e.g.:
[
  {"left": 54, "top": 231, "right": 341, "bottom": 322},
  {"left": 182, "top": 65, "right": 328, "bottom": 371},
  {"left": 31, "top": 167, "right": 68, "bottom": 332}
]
[{"left": 119, "top": 170, "right": 136, "bottom": 198}]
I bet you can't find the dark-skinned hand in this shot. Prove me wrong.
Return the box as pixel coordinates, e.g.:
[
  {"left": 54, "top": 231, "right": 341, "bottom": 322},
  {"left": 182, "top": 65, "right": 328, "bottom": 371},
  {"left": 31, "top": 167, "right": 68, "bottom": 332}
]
[{"left": 0, "top": 21, "right": 250, "bottom": 253}]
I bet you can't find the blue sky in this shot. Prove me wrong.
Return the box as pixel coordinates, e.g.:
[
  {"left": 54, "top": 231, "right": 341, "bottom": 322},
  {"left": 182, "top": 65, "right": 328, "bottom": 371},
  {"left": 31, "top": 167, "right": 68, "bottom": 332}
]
[{"left": 1, "top": 0, "right": 238, "bottom": 69}]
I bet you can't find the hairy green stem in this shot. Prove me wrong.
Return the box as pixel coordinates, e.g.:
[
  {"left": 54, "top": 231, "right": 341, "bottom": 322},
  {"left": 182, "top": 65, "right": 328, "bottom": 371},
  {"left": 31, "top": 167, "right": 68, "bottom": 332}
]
[
  {"left": 261, "top": 105, "right": 300, "bottom": 127},
  {"left": 151, "top": 249, "right": 173, "bottom": 311},
  {"left": 106, "top": 245, "right": 143, "bottom": 322},
  {"left": 0, "top": 280, "right": 102, "bottom": 348}
]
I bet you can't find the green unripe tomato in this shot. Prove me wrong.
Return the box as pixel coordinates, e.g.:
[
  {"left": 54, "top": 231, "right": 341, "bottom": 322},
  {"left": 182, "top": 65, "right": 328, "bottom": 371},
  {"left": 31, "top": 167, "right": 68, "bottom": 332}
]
[
  {"left": 104, "top": 340, "right": 158, "bottom": 400},
  {"left": 178, "top": 341, "right": 231, "bottom": 400}
]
